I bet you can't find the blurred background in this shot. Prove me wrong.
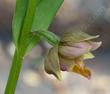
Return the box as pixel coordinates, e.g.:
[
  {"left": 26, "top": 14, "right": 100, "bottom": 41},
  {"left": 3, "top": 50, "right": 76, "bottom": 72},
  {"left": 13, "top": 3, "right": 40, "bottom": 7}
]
[{"left": 0, "top": 0, "right": 110, "bottom": 94}]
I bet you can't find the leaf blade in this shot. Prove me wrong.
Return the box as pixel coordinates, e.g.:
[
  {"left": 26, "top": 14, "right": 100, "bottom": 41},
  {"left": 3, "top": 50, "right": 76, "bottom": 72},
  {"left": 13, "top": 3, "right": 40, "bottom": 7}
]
[
  {"left": 12, "top": 0, "right": 28, "bottom": 46},
  {"left": 32, "top": 0, "right": 64, "bottom": 31}
]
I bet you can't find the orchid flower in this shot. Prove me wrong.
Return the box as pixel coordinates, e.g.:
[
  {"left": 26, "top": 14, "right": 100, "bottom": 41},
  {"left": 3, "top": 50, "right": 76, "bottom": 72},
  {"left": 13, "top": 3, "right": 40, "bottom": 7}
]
[{"left": 44, "top": 30, "right": 102, "bottom": 80}]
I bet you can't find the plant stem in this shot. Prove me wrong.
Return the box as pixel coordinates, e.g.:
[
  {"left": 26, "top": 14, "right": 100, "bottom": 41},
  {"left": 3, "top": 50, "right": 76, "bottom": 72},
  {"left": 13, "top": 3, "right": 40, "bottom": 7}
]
[
  {"left": 4, "top": 49, "right": 24, "bottom": 94},
  {"left": 4, "top": 0, "right": 38, "bottom": 93}
]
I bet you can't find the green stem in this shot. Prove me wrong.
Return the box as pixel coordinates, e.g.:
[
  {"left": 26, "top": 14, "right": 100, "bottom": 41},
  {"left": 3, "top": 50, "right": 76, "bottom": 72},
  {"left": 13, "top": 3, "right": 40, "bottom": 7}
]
[
  {"left": 4, "top": 0, "right": 38, "bottom": 94},
  {"left": 4, "top": 49, "right": 24, "bottom": 94}
]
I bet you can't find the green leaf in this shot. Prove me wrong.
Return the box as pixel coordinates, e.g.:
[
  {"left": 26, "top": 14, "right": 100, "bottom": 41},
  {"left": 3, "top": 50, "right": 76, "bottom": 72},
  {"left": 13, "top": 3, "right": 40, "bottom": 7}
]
[
  {"left": 12, "top": 0, "right": 28, "bottom": 46},
  {"left": 27, "top": 0, "right": 64, "bottom": 53},
  {"left": 32, "top": 0, "right": 64, "bottom": 31},
  {"left": 13, "top": 0, "right": 41, "bottom": 47},
  {"left": 19, "top": 0, "right": 64, "bottom": 54}
]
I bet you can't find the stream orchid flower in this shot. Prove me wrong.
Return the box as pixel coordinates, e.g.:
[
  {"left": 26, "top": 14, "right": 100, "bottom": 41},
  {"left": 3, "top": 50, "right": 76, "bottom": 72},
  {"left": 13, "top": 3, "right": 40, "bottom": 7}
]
[{"left": 44, "top": 30, "right": 102, "bottom": 80}]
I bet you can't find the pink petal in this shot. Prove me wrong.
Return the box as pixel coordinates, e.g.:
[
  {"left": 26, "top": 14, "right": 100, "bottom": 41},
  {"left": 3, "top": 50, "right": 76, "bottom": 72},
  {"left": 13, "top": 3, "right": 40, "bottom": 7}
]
[
  {"left": 89, "top": 41, "right": 102, "bottom": 51},
  {"left": 59, "top": 42, "right": 92, "bottom": 58}
]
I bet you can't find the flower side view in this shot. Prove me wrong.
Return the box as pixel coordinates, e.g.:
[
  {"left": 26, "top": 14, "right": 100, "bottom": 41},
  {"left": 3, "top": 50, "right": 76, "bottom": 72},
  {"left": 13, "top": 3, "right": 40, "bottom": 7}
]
[{"left": 44, "top": 30, "right": 102, "bottom": 80}]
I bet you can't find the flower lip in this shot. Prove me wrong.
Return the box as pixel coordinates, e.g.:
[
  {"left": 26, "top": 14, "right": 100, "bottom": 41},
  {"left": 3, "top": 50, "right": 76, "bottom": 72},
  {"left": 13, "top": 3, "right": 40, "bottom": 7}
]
[{"left": 73, "top": 64, "right": 91, "bottom": 79}]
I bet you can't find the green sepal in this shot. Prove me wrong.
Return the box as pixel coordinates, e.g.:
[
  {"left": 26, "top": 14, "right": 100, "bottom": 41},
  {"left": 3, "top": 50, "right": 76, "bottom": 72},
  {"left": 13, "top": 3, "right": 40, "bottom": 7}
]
[
  {"left": 83, "top": 52, "right": 95, "bottom": 60},
  {"left": 60, "top": 30, "right": 99, "bottom": 45},
  {"left": 44, "top": 46, "right": 62, "bottom": 80}
]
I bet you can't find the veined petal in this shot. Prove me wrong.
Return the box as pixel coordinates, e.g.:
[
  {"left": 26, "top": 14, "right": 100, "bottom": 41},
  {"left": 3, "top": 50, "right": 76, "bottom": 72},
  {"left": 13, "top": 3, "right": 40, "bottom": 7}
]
[
  {"left": 58, "top": 42, "right": 92, "bottom": 59},
  {"left": 44, "top": 47, "right": 62, "bottom": 80},
  {"left": 60, "top": 30, "right": 99, "bottom": 45}
]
